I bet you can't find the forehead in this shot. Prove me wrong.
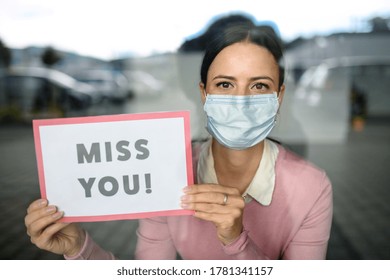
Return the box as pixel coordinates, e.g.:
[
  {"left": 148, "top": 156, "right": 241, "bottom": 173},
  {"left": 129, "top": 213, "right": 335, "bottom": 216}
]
[{"left": 208, "top": 42, "right": 279, "bottom": 78}]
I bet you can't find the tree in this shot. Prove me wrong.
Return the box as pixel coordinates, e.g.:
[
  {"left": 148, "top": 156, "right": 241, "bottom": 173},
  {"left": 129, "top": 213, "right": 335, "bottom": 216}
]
[
  {"left": 41, "top": 46, "right": 62, "bottom": 67},
  {"left": 369, "top": 16, "right": 390, "bottom": 33},
  {"left": 0, "top": 39, "right": 11, "bottom": 69}
]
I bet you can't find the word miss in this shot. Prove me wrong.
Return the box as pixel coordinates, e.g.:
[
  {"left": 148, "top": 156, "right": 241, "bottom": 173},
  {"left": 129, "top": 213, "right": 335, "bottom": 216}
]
[{"left": 76, "top": 139, "right": 149, "bottom": 163}]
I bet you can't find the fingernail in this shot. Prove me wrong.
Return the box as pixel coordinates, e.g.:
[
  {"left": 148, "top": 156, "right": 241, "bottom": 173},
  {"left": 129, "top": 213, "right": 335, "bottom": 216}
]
[
  {"left": 183, "top": 186, "right": 191, "bottom": 193},
  {"left": 181, "top": 203, "right": 190, "bottom": 209},
  {"left": 52, "top": 211, "right": 63, "bottom": 219},
  {"left": 38, "top": 199, "right": 47, "bottom": 207},
  {"left": 181, "top": 195, "right": 190, "bottom": 202},
  {"left": 46, "top": 206, "right": 56, "bottom": 213}
]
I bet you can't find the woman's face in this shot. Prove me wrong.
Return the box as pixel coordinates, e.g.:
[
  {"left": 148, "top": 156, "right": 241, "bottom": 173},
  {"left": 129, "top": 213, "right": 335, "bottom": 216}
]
[{"left": 200, "top": 42, "right": 285, "bottom": 102}]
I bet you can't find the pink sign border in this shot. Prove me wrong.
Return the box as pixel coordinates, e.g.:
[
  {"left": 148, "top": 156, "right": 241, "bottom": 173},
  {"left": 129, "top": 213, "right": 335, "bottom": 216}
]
[{"left": 33, "top": 111, "right": 194, "bottom": 222}]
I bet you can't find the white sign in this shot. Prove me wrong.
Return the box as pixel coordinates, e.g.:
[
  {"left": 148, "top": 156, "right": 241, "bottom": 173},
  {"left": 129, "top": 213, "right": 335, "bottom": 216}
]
[{"left": 33, "top": 111, "right": 193, "bottom": 222}]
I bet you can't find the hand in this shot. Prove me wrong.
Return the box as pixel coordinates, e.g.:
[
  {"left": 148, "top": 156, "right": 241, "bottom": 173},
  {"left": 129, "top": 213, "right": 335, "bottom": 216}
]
[
  {"left": 25, "top": 198, "right": 85, "bottom": 256},
  {"left": 181, "top": 184, "right": 245, "bottom": 245}
]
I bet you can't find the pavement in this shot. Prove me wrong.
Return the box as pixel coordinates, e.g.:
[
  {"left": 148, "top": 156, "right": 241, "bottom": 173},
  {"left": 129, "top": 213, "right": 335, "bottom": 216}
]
[{"left": 0, "top": 113, "right": 389, "bottom": 260}]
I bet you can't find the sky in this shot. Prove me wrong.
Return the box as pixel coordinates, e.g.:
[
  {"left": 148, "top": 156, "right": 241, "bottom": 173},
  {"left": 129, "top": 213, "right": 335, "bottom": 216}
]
[{"left": 0, "top": 0, "right": 389, "bottom": 60}]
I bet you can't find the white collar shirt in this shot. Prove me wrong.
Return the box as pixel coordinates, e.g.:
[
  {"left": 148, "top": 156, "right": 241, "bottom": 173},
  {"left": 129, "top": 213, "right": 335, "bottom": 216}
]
[{"left": 197, "top": 138, "right": 279, "bottom": 206}]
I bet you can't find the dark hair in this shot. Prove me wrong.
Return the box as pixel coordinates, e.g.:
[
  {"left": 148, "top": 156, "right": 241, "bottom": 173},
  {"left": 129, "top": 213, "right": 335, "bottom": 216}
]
[
  {"left": 179, "top": 14, "right": 255, "bottom": 52},
  {"left": 200, "top": 23, "right": 285, "bottom": 90}
]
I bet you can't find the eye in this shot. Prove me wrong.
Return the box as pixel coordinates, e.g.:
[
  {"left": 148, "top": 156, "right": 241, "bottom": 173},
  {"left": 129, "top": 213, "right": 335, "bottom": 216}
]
[
  {"left": 216, "top": 82, "right": 233, "bottom": 89},
  {"left": 251, "top": 82, "right": 270, "bottom": 93}
]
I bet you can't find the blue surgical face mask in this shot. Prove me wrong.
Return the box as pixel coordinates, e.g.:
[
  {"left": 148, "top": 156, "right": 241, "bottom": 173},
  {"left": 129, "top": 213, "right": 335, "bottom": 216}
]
[{"left": 203, "top": 92, "right": 279, "bottom": 150}]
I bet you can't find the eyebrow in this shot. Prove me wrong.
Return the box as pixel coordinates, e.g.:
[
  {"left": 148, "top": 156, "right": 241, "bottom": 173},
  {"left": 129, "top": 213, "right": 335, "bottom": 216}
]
[
  {"left": 212, "top": 75, "right": 275, "bottom": 84},
  {"left": 212, "top": 75, "right": 236, "bottom": 81},
  {"left": 250, "top": 76, "right": 275, "bottom": 83}
]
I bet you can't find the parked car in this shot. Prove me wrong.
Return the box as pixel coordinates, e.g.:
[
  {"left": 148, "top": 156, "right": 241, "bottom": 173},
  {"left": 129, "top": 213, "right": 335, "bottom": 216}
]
[
  {"left": 0, "top": 66, "right": 98, "bottom": 121},
  {"left": 292, "top": 55, "right": 390, "bottom": 142},
  {"left": 74, "top": 70, "right": 133, "bottom": 103},
  {"left": 124, "top": 70, "right": 165, "bottom": 97}
]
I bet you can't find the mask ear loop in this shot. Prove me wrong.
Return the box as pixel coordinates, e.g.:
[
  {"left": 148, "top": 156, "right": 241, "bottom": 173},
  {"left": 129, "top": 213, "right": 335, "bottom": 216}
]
[
  {"left": 203, "top": 90, "right": 210, "bottom": 101},
  {"left": 275, "top": 91, "right": 281, "bottom": 125},
  {"left": 276, "top": 91, "right": 281, "bottom": 101},
  {"left": 202, "top": 90, "right": 209, "bottom": 105}
]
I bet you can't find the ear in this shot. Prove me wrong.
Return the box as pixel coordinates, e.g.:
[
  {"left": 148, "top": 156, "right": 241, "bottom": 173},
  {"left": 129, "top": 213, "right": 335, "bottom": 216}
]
[
  {"left": 277, "top": 84, "right": 285, "bottom": 107},
  {"left": 199, "top": 82, "right": 206, "bottom": 104}
]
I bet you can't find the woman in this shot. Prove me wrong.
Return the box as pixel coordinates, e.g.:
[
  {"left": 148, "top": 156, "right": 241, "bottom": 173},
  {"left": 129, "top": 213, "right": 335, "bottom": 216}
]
[{"left": 25, "top": 24, "right": 333, "bottom": 259}]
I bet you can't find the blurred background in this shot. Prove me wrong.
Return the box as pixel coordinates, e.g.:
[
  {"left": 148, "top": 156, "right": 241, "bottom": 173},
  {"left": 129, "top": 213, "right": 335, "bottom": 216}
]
[{"left": 0, "top": 0, "right": 389, "bottom": 260}]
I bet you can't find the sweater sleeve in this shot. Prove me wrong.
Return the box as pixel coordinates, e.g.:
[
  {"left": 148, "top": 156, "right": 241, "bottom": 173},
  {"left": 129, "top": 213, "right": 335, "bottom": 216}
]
[
  {"left": 135, "top": 217, "right": 177, "bottom": 260},
  {"left": 282, "top": 172, "right": 333, "bottom": 260},
  {"left": 222, "top": 229, "right": 270, "bottom": 259},
  {"left": 64, "top": 231, "right": 116, "bottom": 260}
]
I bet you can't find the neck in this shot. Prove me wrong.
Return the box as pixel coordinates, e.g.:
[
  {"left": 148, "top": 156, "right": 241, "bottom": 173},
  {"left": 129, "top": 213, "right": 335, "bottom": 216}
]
[{"left": 212, "top": 139, "right": 264, "bottom": 193}]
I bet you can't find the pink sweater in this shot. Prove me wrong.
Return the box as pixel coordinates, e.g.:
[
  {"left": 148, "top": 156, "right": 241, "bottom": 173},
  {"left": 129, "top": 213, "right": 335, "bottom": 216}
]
[{"left": 66, "top": 144, "right": 332, "bottom": 260}]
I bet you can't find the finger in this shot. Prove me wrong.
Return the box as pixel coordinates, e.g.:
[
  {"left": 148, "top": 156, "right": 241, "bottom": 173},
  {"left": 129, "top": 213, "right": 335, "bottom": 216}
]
[
  {"left": 31, "top": 222, "right": 69, "bottom": 249},
  {"left": 26, "top": 208, "right": 64, "bottom": 237},
  {"left": 182, "top": 192, "right": 244, "bottom": 207},
  {"left": 27, "top": 198, "right": 48, "bottom": 214},
  {"left": 38, "top": 221, "right": 70, "bottom": 242},
  {"left": 183, "top": 201, "right": 244, "bottom": 219},
  {"left": 184, "top": 184, "right": 240, "bottom": 196},
  {"left": 25, "top": 204, "right": 58, "bottom": 228},
  {"left": 192, "top": 206, "right": 243, "bottom": 228},
  {"left": 193, "top": 210, "right": 233, "bottom": 222},
  {"left": 186, "top": 202, "right": 232, "bottom": 214}
]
